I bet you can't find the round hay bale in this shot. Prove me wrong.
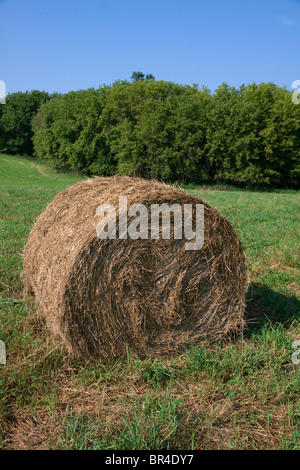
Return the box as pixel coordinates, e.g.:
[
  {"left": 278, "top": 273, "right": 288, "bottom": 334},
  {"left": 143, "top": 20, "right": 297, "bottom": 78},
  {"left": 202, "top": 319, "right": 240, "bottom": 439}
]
[{"left": 23, "top": 176, "right": 248, "bottom": 359}]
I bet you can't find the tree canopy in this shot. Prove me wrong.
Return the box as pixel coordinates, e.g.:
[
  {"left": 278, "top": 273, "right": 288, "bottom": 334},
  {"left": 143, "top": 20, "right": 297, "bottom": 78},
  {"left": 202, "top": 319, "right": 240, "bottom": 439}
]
[{"left": 1, "top": 76, "right": 299, "bottom": 187}]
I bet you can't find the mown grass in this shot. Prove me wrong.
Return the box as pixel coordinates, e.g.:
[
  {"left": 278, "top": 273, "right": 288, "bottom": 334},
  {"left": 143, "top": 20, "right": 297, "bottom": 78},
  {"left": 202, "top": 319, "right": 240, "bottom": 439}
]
[{"left": 0, "top": 153, "right": 299, "bottom": 450}]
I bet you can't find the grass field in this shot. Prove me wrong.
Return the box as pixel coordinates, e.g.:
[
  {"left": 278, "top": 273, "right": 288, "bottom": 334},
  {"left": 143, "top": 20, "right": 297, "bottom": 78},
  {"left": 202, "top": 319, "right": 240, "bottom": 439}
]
[{"left": 0, "top": 153, "right": 299, "bottom": 450}]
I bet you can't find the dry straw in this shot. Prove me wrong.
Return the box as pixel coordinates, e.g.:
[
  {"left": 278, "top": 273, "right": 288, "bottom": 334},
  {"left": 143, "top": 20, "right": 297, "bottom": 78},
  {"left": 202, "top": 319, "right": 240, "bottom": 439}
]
[{"left": 23, "top": 176, "right": 248, "bottom": 359}]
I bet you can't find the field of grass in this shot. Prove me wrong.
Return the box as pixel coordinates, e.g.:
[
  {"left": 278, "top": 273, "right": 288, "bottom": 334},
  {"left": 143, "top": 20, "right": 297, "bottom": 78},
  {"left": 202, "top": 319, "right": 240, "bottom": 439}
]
[{"left": 0, "top": 153, "right": 299, "bottom": 450}]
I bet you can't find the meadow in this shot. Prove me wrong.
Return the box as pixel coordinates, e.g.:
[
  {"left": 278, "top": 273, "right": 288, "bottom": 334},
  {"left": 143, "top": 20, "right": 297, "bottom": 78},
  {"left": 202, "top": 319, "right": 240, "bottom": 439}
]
[{"left": 0, "top": 153, "right": 299, "bottom": 450}]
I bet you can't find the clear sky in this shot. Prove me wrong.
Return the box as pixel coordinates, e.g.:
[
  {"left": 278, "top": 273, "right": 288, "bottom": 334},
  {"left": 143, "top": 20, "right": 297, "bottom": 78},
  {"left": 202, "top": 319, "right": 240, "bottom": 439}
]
[{"left": 1, "top": 0, "right": 300, "bottom": 95}]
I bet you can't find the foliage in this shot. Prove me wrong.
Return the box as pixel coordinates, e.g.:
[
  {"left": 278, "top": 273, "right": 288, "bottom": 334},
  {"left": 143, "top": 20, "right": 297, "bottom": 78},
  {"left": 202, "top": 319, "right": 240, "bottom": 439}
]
[
  {"left": 131, "top": 71, "right": 155, "bottom": 82},
  {"left": 0, "top": 90, "right": 50, "bottom": 155},
  {"left": 1, "top": 76, "right": 299, "bottom": 187}
]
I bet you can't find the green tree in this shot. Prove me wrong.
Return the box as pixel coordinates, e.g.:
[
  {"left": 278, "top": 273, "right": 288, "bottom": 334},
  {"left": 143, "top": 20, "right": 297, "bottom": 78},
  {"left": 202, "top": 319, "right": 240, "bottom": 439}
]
[
  {"left": 205, "top": 83, "right": 264, "bottom": 185},
  {"left": 242, "top": 82, "right": 300, "bottom": 186},
  {"left": 102, "top": 80, "right": 210, "bottom": 181},
  {"left": 33, "top": 87, "right": 116, "bottom": 175},
  {"left": 0, "top": 90, "right": 50, "bottom": 155},
  {"left": 131, "top": 71, "right": 145, "bottom": 82},
  {"left": 31, "top": 79, "right": 300, "bottom": 187},
  {"left": 131, "top": 71, "right": 155, "bottom": 82}
]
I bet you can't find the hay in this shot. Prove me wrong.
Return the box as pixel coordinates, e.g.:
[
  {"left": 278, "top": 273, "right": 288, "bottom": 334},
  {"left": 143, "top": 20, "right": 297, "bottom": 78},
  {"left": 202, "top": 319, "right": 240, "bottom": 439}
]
[{"left": 23, "top": 176, "right": 248, "bottom": 359}]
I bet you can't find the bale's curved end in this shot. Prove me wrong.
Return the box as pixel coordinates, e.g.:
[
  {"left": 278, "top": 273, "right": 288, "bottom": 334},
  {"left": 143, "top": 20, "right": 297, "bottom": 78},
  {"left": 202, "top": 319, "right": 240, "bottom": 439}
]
[{"left": 23, "top": 176, "right": 248, "bottom": 359}]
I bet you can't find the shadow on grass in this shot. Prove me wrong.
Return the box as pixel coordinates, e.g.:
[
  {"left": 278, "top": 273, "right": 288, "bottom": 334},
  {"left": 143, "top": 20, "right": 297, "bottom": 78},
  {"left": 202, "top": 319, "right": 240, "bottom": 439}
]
[{"left": 244, "top": 282, "right": 300, "bottom": 336}]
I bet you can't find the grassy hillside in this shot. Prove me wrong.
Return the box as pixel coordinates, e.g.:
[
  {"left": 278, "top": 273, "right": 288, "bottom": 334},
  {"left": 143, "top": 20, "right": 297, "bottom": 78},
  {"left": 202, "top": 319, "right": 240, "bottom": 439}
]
[{"left": 0, "top": 154, "right": 299, "bottom": 450}]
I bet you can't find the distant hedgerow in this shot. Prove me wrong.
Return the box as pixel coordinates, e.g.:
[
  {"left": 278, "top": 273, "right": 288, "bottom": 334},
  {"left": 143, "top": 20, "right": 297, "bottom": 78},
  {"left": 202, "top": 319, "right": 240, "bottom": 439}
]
[{"left": 1, "top": 78, "right": 299, "bottom": 187}]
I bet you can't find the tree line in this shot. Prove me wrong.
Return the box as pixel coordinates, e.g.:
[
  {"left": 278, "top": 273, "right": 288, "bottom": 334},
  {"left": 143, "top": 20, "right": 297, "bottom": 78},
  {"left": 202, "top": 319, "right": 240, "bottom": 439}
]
[{"left": 0, "top": 75, "right": 299, "bottom": 187}]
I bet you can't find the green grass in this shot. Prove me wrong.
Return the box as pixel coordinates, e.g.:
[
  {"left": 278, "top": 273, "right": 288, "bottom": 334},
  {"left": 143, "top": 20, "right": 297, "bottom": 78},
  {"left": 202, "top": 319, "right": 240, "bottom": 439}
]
[{"left": 0, "top": 153, "right": 299, "bottom": 450}]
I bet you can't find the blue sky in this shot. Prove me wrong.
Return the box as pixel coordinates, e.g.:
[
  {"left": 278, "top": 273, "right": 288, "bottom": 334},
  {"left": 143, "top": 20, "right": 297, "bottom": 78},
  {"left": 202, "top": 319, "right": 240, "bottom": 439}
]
[{"left": 0, "top": 0, "right": 300, "bottom": 95}]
